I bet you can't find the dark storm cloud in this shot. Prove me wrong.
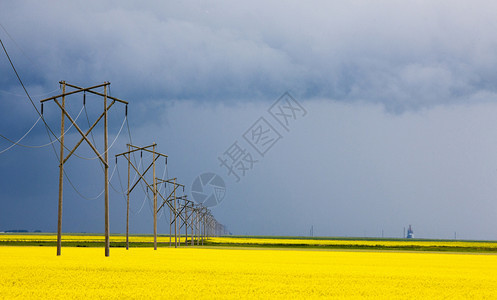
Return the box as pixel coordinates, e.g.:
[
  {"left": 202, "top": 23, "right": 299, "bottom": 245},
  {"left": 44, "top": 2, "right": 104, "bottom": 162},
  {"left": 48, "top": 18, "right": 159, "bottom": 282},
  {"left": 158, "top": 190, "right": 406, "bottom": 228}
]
[
  {"left": 3, "top": 1, "right": 497, "bottom": 238},
  {"left": 2, "top": 1, "right": 497, "bottom": 110}
]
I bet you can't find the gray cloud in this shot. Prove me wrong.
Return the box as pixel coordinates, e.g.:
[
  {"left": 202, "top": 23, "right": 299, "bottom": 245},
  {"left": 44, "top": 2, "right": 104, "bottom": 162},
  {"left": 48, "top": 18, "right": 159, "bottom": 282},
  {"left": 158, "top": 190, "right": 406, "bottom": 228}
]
[
  {"left": 2, "top": 1, "right": 497, "bottom": 238},
  {"left": 2, "top": 1, "right": 497, "bottom": 110}
]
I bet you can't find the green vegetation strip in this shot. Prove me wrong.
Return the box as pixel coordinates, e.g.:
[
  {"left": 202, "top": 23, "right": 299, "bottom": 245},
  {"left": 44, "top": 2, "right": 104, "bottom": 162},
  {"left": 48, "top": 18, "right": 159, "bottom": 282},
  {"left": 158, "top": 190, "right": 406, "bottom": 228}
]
[
  {"left": 0, "top": 241, "right": 174, "bottom": 248},
  {"left": 2, "top": 234, "right": 497, "bottom": 253},
  {"left": 203, "top": 241, "right": 497, "bottom": 253}
]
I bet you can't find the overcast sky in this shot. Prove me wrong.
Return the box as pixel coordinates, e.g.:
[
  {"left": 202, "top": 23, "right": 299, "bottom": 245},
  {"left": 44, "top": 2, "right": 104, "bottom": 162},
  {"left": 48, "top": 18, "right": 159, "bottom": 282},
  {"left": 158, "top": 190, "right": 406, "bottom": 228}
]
[{"left": 2, "top": 1, "right": 497, "bottom": 239}]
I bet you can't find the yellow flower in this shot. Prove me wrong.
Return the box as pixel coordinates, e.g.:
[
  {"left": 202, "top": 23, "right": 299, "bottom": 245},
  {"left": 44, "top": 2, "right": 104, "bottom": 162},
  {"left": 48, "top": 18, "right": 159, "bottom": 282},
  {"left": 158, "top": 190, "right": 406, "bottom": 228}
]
[{"left": 1, "top": 245, "right": 497, "bottom": 298}]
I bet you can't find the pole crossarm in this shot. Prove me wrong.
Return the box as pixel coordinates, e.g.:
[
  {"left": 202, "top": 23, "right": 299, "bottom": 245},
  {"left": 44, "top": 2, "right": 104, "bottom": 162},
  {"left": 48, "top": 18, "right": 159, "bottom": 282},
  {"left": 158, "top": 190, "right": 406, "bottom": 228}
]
[
  {"left": 116, "top": 151, "right": 159, "bottom": 193},
  {"left": 157, "top": 177, "right": 185, "bottom": 187},
  {"left": 115, "top": 144, "right": 167, "bottom": 195},
  {"left": 40, "top": 82, "right": 128, "bottom": 168},
  {"left": 115, "top": 143, "right": 167, "bottom": 158},
  {"left": 41, "top": 82, "right": 128, "bottom": 105},
  {"left": 40, "top": 82, "right": 110, "bottom": 103},
  {"left": 64, "top": 82, "right": 128, "bottom": 105}
]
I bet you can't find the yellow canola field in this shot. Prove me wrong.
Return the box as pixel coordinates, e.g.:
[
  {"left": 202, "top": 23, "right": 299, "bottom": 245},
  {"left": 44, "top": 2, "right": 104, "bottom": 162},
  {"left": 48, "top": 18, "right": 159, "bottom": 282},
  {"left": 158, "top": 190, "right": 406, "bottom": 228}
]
[
  {"left": 209, "top": 237, "right": 497, "bottom": 249},
  {"left": 3, "top": 234, "right": 497, "bottom": 250},
  {"left": 1, "top": 246, "right": 497, "bottom": 299}
]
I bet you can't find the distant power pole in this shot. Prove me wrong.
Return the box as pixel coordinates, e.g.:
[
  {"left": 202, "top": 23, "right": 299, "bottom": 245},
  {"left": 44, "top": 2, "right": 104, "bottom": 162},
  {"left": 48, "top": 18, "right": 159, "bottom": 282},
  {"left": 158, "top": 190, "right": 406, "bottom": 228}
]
[
  {"left": 41, "top": 81, "right": 128, "bottom": 257},
  {"left": 156, "top": 178, "right": 185, "bottom": 248},
  {"left": 115, "top": 144, "right": 168, "bottom": 250}
]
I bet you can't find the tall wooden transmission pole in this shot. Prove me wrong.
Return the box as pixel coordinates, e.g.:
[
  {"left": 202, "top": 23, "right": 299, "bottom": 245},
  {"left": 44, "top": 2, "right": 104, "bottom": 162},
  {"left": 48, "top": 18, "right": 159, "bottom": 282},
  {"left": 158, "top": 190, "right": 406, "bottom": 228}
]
[
  {"left": 152, "top": 144, "right": 157, "bottom": 249},
  {"left": 126, "top": 144, "right": 130, "bottom": 249},
  {"left": 56, "top": 82, "right": 65, "bottom": 256},
  {"left": 41, "top": 81, "right": 128, "bottom": 257},
  {"left": 115, "top": 144, "right": 167, "bottom": 250},
  {"left": 104, "top": 84, "right": 110, "bottom": 256}
]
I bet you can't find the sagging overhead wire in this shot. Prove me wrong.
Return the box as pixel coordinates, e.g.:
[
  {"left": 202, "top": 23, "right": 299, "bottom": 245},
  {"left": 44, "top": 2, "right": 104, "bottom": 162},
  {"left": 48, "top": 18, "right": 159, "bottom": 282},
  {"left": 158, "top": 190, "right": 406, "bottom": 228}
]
[
  {"left": 0, "top": 22, "right": 39, "bottom": 69},
  {"left": 2, "top": 32, "right": 135, "bottom": 207},
  {"left": 0, "top": 103, "right": 86, "bottom": 152},
  {"left": 63, "top": 162, "right": 119, "bottom": 201},
  {"left": 114, "top": 153, "right": 148, "bottom": 215},
  {"left": 35, "top": 98, "right": 128, "bottom": 202},
  {"left": 1, "top": 37, "right": 126, "bottom": 162},
  {"left": 0, "top": 38, "right": 62, "bottom": 145},
  {"left": 74, "top": 114, "right": 127, "bottom": 161},
  {"left": 0, "top": 87, "right": 60, "bottom": 98},
  {"left": 0, "top": 116, "right": 41, "bottom": 154},
  {"left": 155, "top": 158, "right": 168, "bottom": 220},
  {"left": 122, "top": 114, "right": 158, "bottom": 214},
  {"left": 113, "top": 149, "right": 144, "bottom": 197},
  {"left": 58, "top": 110, "right": 126, "bottom": 201}
]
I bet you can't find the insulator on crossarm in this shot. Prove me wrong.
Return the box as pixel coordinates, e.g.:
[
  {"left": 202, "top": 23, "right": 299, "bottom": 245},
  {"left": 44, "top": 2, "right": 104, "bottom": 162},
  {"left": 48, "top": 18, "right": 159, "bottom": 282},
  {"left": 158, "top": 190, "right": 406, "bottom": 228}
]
[
  {"left": 125, "top": 105, "right": 128, "bottom": 117},
  {"left": 41, "top": 104, "right": 44, "bottom": 115},
  {"left": 83, "top": 92, "right": 86, "bottom": 106}
]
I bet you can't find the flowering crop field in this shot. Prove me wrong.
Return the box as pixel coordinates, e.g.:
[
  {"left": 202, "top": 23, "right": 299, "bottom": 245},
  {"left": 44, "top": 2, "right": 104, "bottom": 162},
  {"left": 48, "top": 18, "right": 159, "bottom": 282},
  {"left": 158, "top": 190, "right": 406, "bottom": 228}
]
[
  {"left": 209, "top": 236, "right": 497, "bottom": 251},
  {"left": 2, "top": 234, "right": 497, "bottom": 252},
  {"left": 2, "top": 246, "right": 497, "bottom": 298}
]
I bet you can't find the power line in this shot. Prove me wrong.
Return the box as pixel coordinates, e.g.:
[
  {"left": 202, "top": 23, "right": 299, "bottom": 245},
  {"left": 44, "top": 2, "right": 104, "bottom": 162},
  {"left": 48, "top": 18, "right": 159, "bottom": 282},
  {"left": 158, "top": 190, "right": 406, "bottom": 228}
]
[
  {"left": 1, "top": 38, "right": 115, "bottom": 159},
  {"left": 40, "top": 82, "right": 128, "bottom": 257},
  {"left": 0, "top": 103, "right": 85, "bottom": 151},
  {"left": 0, "top": 38, "right": 55, "bottom": 137},
  {"left": 0, "top": 116, "right": 41, "bottom": 154},
  {"left": 1, "top": 35, "right": 226, "bottom": 250},
  {"left": 0, "top": 22, "right": 39, "bottom": 69},
  {"left": 64, "top": 162, "right": 119, "bottom": 201},
  {"left": 0, "top": 87, "right": 59, "bottom": 97}
]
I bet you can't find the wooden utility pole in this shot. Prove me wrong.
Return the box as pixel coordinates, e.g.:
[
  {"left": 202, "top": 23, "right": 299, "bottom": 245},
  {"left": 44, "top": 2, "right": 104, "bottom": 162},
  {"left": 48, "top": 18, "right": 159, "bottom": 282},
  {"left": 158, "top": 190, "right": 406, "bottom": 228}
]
[
  {"left": 104, "top": 85, "right": 110, "bottom": 256},
  {"left": 115, "top": 144, "right": 167, "bottom": 250},
  {"left": 201, "top": 207, "right": 206, "bottom": 245},
  {"left": 190, "top": 203, "right": 194, "bottom": 246},
  {"left": 183, "top": 200, "right": 187, "bottom": 245},
  {"left": 184, "top": 197, "right": 190, "bottom": 246},
  {"left": 172, "top": 195, "right": 191, "bottom": 246},
  {"left": 156, "top": 178, "right": 185, "bottom": 248},
  {"left": 56, "top": 82, "right": 66, "bottom": 256},
  {"left": 173, "top": 178, "right": 177, "bottom": 247},
  {"left": 41, "top": 81, "right": 128, "bottom": 257},
  {"left": 195, "top": 206, "right": 200, "bottom": 245},
  {"left": 152, "top": 144, "right": 157, "bottom": 250},
  {"left": 126, "top": 145, "right": 130, "bottom": 250}
]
